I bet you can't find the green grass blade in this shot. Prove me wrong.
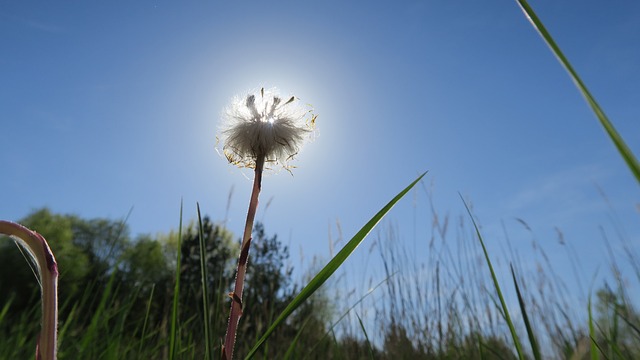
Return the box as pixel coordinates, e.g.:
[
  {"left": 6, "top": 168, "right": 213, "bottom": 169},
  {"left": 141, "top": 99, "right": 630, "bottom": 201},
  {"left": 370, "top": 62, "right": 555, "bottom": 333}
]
[
  {"left": 80, "top": 267, "right": 119, "bottom": 353},
  {"left": 588, "top": 294, "right": 600, "bottom": 360},
  {"left": 614, "top": 307, "right": 640, "bottom": 340},
  {"left": 306, "top": 275, "right": 392, "bottom": 358},
  {"left": 515, "top": 0, "right": 640, "bottom": 183},
  {"left": 197, "top": 203, "right": 214, "bottom": 360},
  {"left": 283, "top": 318, "right": 309, "bottom": 360},
  {"left": 477, "top": 335, "right": 485, "bottom": 360},
  {"left": 137, "top": 284, "right": 155, "bottom": 357},
  {"left": 56, "top": 302, "right": 78, "bottom": 350},
  {"left": 245, "top": 171, "right": 427, "bottom": 359},
  {"left": 169, "top": 200, "right": 184, "bottom": 360},
  {"left": 510, "top": 264, "right": 541, "bottom": 360},
  {"left": 461, "top": 196, "right": 525, "bottom": 360},
  {"left": 0, "top": 296, "right": 11, "bottom": 325},
  {"left": 355, "top": 312, "right": 375, "bottom": 360}
]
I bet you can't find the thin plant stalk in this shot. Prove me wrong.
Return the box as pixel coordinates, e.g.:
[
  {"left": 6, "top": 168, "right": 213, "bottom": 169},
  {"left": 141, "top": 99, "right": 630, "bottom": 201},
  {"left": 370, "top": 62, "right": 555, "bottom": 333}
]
[
  {"left": 168, "top": 200, "right": 184, "bottom": 360},
  {"left": 510, "top": 264, "right": 541, "bottom": 360},
  {"left": 197, "top": 204, "right": 213, "bottom": 360},
  {"left": 223, "top": 153, "right": 266, "bottom": 359},
  {"left": 0, "top": 220, "right": 58, "bottom": 360},
  {"left": 460, "top": 197, "right": 525, "bottom": 360},
  {"left": 219, "top": 87, "right": 315, "bottom": 358}
]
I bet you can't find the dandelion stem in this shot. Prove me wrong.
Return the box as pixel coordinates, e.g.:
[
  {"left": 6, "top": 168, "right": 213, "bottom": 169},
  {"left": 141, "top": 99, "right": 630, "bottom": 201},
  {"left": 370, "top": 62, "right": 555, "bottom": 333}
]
[{"left": 223, "top": 153, "right": 265, "bottom": 360}]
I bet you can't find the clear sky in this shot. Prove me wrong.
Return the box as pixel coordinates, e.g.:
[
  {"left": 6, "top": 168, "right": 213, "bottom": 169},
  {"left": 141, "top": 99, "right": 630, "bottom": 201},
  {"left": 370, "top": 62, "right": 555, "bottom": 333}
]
[{"left": 1, "top": 1, "right": 639, "bottom": 320}]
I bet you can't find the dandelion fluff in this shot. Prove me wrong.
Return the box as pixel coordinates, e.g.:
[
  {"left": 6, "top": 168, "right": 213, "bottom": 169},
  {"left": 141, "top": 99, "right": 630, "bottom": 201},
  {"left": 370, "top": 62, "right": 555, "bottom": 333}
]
[{"left": 219, "top": 87, "right": 316, "bottom": 169}]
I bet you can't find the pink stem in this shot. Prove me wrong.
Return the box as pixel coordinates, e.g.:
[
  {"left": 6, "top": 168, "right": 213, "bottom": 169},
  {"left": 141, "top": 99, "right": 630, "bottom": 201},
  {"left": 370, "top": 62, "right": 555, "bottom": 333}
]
[
  {"left": 222, "top": 154, "right": 265, "bottom": 360},
  {"left": 0, "top": 220, "right": 58, "bottom": 360}
]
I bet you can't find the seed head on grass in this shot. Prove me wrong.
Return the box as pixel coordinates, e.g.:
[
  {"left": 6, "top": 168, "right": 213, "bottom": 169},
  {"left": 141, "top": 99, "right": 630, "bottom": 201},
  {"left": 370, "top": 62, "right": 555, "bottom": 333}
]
[
  {"left": 219, "top": 86, "right": 316, "bottom": 359},
  {"left": 219, "top": 87, "right": 316, "bottom": 170}
]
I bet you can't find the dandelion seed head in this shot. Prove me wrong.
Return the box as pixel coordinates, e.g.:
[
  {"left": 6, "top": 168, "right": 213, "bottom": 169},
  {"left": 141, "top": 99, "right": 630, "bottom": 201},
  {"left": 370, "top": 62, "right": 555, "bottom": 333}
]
[{"left": 219, "top": 87, "right": 316, "bottom": 170}]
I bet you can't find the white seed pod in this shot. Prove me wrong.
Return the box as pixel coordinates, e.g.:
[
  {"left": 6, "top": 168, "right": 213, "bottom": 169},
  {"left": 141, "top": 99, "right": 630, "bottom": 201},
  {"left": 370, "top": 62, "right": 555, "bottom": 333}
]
[{"left": 219, "top": 87, "right": 316, "bottom": 170}]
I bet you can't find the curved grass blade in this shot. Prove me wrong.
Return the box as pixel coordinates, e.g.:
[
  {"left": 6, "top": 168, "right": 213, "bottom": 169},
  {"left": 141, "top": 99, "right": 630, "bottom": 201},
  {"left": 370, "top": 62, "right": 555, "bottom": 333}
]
[
  {"left": 245, "top": 171, "right": 427, "bottom": 359},
  {"left": 510, "top": 264, "right": 541, "bottom": 360},
  {"left": 515, "top": 0, "right": 640, "bottom": 183},
  {"left": 461, "top": 196, "right": 525, "bottom": 360}
]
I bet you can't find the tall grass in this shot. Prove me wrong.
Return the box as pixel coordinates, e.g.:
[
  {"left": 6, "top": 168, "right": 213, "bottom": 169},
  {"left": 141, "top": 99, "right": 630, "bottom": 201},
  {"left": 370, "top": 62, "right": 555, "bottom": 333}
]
[
  {"left": 1, "top": 178, "right": 637, "bottom": 358},
  {"left": 326, "top": 183, "right": 639, "bottom": 359}
]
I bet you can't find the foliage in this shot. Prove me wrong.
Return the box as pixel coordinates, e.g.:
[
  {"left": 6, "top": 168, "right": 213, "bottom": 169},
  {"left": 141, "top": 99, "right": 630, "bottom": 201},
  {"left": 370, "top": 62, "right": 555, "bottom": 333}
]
[
  {"left": 1, "top": 195, "right": 639, "bottom": 359},
  {"left": 0, "top": 208, "right": 337, "bottom": 359},
  {"left": 591, "top": 285, "right": 640, "bottom": 358},
  {"left": 0, "top": 209, "right": 90, "bottom": 315}
]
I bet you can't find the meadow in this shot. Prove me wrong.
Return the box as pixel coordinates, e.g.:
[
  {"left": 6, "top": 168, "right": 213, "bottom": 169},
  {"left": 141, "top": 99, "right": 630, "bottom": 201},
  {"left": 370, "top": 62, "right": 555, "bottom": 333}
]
[
  {"left": 1, "top": 1, "right": 639, "bottom": 359},
  {"left": 0, "top": 190, "right": 638, "bottom": 359}
]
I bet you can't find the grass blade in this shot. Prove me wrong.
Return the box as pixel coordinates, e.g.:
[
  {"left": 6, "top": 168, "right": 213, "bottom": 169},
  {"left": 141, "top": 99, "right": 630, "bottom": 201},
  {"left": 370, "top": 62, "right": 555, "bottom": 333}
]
[
  {"left": 0, "top": 297, "right": 11, "bottom": 326},
  {"left": 197, "top": 203, "right": 213, "bottom": 360},
  {"left": 510, "top": 264, "right": 541, "bottom": 360},
  {"left": 245, "top": 171, "right": 427, "bottom": 359},
  {"left": 80, "top": 267, "right": 118, "bottom": 353},
  {"left": 355, "top": 312, "right": 375, "bottom": 360},
  {"left": 283, "top": 318, "right": 309, "bottom": 360},
  {"left": 515, "top": 0, "right": 640, "bottom": 183},
  {"left": 306, "top": 275, "right": 391, "bottom": 358},
  {"left": 137, "top": 284, "right": 155, "bottom": 358},
  {"left": 588, "top": 294, "right": 600, "bottom": 360},
  {"left": 461, "top": 196, "right": 525, "bottom": 360},
  {"left": 169, "top": 200, "right": 184, "bottom": 360}
]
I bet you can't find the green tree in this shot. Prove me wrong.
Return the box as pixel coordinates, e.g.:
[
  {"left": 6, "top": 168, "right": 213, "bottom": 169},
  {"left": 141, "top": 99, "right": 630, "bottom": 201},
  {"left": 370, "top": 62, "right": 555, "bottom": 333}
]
[
  {"left": 68, "top": 214, "right": 130, "bottom": 281},
  {"left": 177, "top": 215, "right": 237, "bottom": 355},
  {"left": 122, "top": 235, "right": 173, "bottom": 287}
]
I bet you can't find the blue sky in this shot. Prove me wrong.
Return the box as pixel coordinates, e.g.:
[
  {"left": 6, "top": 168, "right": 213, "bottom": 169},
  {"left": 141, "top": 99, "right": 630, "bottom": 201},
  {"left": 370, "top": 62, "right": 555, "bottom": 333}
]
[{"left": 1, "top": 0, "right": 639, "bottom": 320}]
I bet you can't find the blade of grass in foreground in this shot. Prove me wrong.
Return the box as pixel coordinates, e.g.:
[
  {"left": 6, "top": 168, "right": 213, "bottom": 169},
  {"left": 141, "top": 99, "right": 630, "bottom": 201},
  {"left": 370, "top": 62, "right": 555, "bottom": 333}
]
[
  {"left": 168, "top": 200, "right": 184, "bottom": 360},
  {"left": 461, "top": 196, "right": 525, "bottom": 360},
  {"left": 510, "top": 264, "right": 541, "bottom": 360},
  {"left": 516, "top": 0, "right": 640, "bottom": 183},
  {"left": 244, "top": 171, "right": 427, "bottom": 359},
  {"left": 197, "top": 203, "right": 214, "bottom": 360}
]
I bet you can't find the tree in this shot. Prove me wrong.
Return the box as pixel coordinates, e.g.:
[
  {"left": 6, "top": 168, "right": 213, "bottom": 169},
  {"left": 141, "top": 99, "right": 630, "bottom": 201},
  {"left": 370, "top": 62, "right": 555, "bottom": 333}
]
[
  {"left": 68, "top": 214, "right": 130, "bottom": 281},
  {"left": 176, "top": 215, "right": 237, "bottom": 354}
]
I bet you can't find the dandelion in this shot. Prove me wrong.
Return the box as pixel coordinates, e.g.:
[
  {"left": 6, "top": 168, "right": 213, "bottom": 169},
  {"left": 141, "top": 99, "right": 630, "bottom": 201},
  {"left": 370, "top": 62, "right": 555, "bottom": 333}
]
[
  {"left": 219, "top": 87, "right": 316, "bottom": 170},
  {"left": 219, "top": 87, "right": 316, "bottom": 359}
]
